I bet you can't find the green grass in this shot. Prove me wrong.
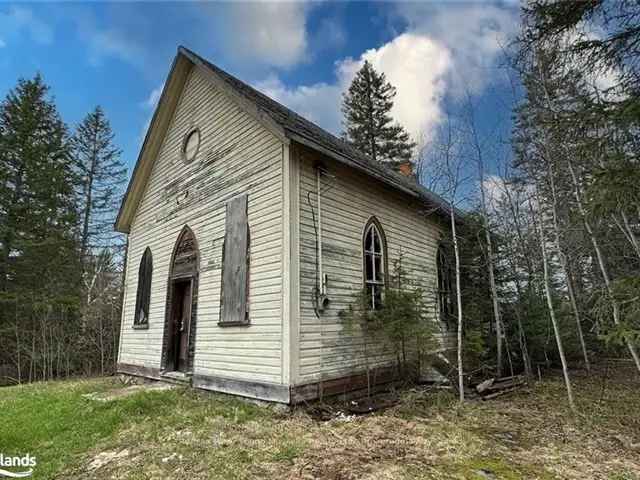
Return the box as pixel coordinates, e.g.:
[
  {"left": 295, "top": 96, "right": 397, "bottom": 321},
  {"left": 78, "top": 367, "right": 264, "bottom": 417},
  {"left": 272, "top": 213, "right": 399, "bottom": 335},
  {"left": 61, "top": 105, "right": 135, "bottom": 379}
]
[
  {"left": 1, "top": 368, "right": 639, "bottom": 479},
  {"left": 1, "top": 379, "right": 171, "bottom": 478},
  {"left": 0, "top": 378, "right": 272, "bottom": 479}
]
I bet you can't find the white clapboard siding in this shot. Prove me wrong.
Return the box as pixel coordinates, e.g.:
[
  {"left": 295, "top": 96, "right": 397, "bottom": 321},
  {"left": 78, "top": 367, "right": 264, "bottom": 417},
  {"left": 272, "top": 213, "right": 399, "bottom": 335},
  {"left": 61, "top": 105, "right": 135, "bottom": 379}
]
[
  {"left": 119, "top": 66, "right": 285, "bottom": 384},
  {"left": 296, "top": 152, "right": 452, "bottom": 384}
]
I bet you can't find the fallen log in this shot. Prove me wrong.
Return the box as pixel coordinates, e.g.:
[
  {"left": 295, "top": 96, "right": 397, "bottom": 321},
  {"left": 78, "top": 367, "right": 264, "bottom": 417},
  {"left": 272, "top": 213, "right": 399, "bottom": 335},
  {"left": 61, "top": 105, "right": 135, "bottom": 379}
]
[
  {"left": 475, "top": 375, "right": 527, "bottom": 399},
  {"left": 476, "top": 378, "right": 495, "bottom": 393},
  {"left": 481, "top": 386, "right": 520, "bottom": 400},
  {"left": 484, "top": 377, "right": 525, "bottom": 391}
]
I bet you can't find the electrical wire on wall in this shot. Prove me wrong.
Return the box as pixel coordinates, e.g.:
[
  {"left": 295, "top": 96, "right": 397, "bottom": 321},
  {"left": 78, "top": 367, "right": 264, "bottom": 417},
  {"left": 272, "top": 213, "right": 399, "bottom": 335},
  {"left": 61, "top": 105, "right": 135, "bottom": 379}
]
[
  {"left": 306, "top": 164, "right": 335, "bottom": 318},
  {"left": 305, "top": 163, "right": 335, "bottom": 400},
  {"left": 306, "top": 189, "right": 321, "bottom": 319}
]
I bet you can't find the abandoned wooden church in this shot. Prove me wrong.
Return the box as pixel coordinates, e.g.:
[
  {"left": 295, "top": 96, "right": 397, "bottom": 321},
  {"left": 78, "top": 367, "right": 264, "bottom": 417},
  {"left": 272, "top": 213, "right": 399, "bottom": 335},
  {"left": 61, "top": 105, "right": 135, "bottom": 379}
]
[{"left": 116, "top": 46, "right": 457, "bottom": 403}]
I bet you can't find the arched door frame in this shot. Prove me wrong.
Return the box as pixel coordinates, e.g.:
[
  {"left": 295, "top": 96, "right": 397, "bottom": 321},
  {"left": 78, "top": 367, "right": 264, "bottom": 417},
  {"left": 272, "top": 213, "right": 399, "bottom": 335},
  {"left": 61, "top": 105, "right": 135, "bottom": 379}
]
[{"left": 161, "top": 225, "right": 200, "bottom": 374}]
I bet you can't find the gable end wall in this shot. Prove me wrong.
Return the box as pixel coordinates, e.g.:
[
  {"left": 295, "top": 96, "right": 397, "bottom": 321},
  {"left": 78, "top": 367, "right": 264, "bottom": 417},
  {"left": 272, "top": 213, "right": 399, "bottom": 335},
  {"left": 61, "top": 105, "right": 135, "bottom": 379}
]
[{"left": 118, "top": 66, "right": 286, "bottom": 386}]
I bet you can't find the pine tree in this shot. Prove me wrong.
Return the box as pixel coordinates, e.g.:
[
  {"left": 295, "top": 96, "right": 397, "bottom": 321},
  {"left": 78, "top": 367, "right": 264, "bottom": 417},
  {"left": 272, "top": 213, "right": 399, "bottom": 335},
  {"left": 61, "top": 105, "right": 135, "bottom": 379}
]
[
  {"left": 0, "top": 74, "right": 79, "bottom": 296},
  {"left": 73, "top": 106, "right": 126, "bottom": 260},
  {"left": 341, "top": 60, "right": 416, "bottom": 165},
  {"left": 0, "top": 74, "right": 81, "bottom": 381}
]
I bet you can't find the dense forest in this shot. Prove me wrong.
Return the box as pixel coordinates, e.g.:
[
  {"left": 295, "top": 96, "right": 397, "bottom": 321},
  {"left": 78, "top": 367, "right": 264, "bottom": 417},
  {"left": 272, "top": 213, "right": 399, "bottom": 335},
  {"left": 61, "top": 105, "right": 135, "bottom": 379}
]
[
  {"left": 417, "top": 0, "right": 640, "bottom": 407},
  {"left": 1, "top": 0, "right": 639, "bottom": 409},
  {"left": 0, "top": 76, "right": 126, "bottom": 384}
]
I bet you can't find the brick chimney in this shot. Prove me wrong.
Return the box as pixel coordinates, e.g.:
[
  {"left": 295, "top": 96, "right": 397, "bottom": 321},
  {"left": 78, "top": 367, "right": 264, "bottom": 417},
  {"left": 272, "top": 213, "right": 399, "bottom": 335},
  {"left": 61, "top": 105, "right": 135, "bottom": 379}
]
[
  {"left": 396, "top": 160, "right": 416, "bottom": 180},
  {"left": 398, "top": 160, "right": 414, "bottom": 177}
]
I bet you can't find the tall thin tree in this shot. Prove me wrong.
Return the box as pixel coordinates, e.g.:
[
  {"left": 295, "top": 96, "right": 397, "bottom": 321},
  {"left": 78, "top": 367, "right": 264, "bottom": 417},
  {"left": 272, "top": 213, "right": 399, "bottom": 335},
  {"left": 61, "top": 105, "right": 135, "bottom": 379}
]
[{"left": 73, "top": 106, "right": 126, "bottom": 261}]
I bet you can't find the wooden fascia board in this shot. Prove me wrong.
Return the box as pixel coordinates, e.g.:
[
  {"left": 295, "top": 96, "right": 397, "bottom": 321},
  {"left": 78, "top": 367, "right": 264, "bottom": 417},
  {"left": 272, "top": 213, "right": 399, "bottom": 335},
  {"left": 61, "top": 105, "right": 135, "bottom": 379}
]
[{"left": 115, "top": 54, "right": 193, "bottom": 233}]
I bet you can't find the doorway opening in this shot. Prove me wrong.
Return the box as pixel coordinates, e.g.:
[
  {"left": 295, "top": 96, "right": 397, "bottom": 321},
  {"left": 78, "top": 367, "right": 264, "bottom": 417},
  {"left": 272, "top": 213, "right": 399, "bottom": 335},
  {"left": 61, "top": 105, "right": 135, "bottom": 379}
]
[
  {"left": 167, "top": 278, "right": 192, "bottom": 372},
  {"left": 161, "top": 226, "right": 199, "bottom": 375}
]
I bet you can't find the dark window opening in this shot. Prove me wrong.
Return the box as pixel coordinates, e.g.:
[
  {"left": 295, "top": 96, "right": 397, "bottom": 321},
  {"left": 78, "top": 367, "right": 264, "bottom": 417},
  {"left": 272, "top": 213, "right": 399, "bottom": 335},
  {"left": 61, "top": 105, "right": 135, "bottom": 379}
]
[
  {"left": 134, "top": 247, "right": 153, "bottom": 327},
  {"left": 437, "top": 244, "right": 456, "bottom": 328}
]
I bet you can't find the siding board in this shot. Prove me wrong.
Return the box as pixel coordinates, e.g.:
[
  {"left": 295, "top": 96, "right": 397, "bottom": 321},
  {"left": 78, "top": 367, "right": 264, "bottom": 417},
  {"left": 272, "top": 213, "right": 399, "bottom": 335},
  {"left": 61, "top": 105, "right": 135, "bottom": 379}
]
[
  {"left": 119, "top": 67, "right": 284, "bottom": 384},
  {"left": 296, "top": 149, "right": 451, "bottom": 384}
]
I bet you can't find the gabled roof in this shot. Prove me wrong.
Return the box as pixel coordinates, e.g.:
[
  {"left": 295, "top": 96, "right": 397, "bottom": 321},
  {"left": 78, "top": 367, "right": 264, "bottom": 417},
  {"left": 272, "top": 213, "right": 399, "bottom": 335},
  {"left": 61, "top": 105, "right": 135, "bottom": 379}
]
[{"left": 115, "top": 46, "right": 458, "bottom": 233}]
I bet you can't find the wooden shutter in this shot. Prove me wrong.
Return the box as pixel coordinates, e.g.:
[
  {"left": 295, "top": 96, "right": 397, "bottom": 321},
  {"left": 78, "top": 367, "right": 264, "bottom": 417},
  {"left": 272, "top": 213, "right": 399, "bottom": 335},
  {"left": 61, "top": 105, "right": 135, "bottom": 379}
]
[{"left": 220, "top": 194, "right": 249, "bottom": 325}]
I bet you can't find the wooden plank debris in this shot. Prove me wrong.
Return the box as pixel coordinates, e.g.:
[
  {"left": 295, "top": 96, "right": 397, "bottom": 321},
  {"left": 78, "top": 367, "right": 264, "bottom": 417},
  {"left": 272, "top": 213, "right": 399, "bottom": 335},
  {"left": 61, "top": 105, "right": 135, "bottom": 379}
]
[{"left": 476, "top": 375, "right": 526, "bottom": 400}]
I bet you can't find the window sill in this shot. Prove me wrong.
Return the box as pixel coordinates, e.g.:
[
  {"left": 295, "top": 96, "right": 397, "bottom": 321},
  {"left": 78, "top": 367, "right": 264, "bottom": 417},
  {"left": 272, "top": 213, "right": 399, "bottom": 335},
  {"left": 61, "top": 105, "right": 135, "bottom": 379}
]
[
  {"left": 218, "top": 321, "right": 250, "bottom": 327},
  {"left": 132, "top": 323, "right": 149, "bottom": 330}
]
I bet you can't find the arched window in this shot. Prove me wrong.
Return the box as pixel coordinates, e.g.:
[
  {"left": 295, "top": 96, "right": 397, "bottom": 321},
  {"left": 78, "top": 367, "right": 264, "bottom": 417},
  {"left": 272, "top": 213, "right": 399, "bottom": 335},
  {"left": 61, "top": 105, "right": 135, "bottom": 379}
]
[
  {"left": 437, "top": 244, "right": 456, "bottom": 327},
  {"left": 134, "top": 247, "right": 153, "bottom": 327},
  {"left": 363, "top": 217, "right": 387, "bottom": 310}
]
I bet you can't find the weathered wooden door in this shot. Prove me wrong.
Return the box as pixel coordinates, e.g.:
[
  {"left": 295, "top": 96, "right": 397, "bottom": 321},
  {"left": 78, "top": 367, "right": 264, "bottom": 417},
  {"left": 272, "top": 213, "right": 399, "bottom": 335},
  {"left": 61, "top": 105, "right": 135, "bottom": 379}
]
[
  {"left": 162, "top": 226, "right": 199, "bottom": 374},
  {"left": 171, "top": 279, "right": 192, "bottom": 372}
]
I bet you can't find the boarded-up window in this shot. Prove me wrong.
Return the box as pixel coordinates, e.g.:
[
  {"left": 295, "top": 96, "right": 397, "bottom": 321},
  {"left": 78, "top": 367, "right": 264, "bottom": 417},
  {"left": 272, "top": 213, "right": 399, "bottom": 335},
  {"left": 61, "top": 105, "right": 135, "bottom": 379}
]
[
  {"left": 134, "top": 247, "right": 153, "bottom": 327},
  {"left": 220, "top": 194, "right": 250, "bottom": 325}
]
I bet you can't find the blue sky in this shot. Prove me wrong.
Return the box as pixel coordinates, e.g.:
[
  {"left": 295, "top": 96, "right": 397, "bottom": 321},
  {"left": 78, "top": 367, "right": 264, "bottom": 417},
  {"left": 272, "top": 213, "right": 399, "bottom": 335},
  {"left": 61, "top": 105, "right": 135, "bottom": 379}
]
[{"left": 0, "top": 1, "right": 520, "bottom": 191}]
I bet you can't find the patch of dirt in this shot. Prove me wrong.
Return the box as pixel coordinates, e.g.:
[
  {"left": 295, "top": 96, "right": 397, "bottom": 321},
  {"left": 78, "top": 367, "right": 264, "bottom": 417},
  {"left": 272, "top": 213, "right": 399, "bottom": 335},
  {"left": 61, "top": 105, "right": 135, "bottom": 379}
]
[
  {"left": 304, "top": 391, "right": 401, "bottom": 421},
  {"left": 82, "top": 382, "right": 175, "bottom": 402},
  {"left": 87, "top": 449, "right": 129, "bottom": 471}
]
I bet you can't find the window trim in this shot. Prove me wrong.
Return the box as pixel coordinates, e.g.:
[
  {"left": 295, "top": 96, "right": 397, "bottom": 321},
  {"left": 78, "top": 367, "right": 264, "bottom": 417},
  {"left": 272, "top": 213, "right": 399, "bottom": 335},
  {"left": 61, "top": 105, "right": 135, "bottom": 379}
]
[
  {"left": 362, "top": 216, "right": 388, "bottom": 311},
  {"left": 181, "top": 127, "right": 201, "bottom": 164},
  {"left": 133, "top": 247, "right": 153, "bottom": 329}
]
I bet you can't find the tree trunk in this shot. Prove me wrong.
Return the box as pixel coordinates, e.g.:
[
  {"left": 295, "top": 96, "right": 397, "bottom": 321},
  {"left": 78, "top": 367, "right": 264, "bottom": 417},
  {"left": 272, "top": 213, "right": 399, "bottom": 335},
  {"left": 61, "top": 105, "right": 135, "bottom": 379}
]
[
  {"left": 501, "top": 180, "right": 534, "bottom": 377},
  {"left": 469, "top": 100, "right": 503, "bottom": 377},
  {"left": 14, "top": 300, "right": 22, "bottom": 384},
  {"left": 451, "top": 207, "right": 464, "bottom": 402},
  {"left": 534, "top": 55, "right": 640, "bottom": 373},
  {"left": 533, "top": 194, "right": 576, "bottom": 412},
  {"left": 80, "top": 126, "right": 99, "bottom": 261},
  {"left": 615, "top": 210, "right": 640, "bottom": 261},
  {"left": 567, "top": 159, "right": 640, "bottom": 373},
  {"left": 99, "top": 312, "right": 105, "bottom": 376},
  {"left": 547, "top": 161, "right": 590, "bottom": 373}
]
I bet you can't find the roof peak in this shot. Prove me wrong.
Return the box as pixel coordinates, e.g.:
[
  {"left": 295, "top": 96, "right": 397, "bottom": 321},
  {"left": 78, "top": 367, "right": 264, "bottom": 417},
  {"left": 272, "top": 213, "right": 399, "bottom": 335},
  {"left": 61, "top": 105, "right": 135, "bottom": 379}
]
[{"left": 178, "top": 46, "right": 455, "bottom": 217}]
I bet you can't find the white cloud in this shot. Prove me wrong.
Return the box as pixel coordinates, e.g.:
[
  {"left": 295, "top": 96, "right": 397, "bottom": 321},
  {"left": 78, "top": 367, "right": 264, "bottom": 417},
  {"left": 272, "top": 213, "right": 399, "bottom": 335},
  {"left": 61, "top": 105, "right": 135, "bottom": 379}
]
[
  {"left": 482, "top": 174, "right": 507, "bottom": 210},
  {"left": 85, "top": 28, "right": 143, "bottom": 66},
  {"left": 69, "top": 8, "right": 146, "bottom": 67},
  {"left": 256, "top": 75, "right": 343, "bottom": 133},
  {"left": 138, "top": 83, "right": 164, "bottom": 146},
  {"left": 256, "top": 33, "right": 452, "bottom": 141},
  {"left": 142, "top": 83, "right": 164, "bottom": 110},
  {"left": 223, "top": 1, "right": 310, "bottom": 68},
  {"left": 396, "top": 3, "right": 519, "bottom": 97},
  {"left": 348, "top": 34, "right": 452, "bottom": 141},
  {"left": 0, "top": 6, "right": 53, "bottom": 45},
  {"left": 253, "top": 4, "right": 517, "bottom": 142}
]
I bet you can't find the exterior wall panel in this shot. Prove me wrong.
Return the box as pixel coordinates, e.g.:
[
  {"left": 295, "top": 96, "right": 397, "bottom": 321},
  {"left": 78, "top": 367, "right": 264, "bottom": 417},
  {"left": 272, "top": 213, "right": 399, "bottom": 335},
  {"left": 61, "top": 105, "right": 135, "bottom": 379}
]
[
  {"left": 296, "top": 147, "right": 451, "bottom": 385},
  {"left": 118, "top": 66, "right": 284, "bottom": 385}
]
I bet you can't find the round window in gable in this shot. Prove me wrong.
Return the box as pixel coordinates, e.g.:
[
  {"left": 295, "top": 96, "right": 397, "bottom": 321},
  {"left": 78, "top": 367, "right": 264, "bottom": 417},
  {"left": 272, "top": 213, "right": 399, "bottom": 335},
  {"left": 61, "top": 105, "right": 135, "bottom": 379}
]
[{"left": 182, "top": 128, "right": 200, "bottom": 163}]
